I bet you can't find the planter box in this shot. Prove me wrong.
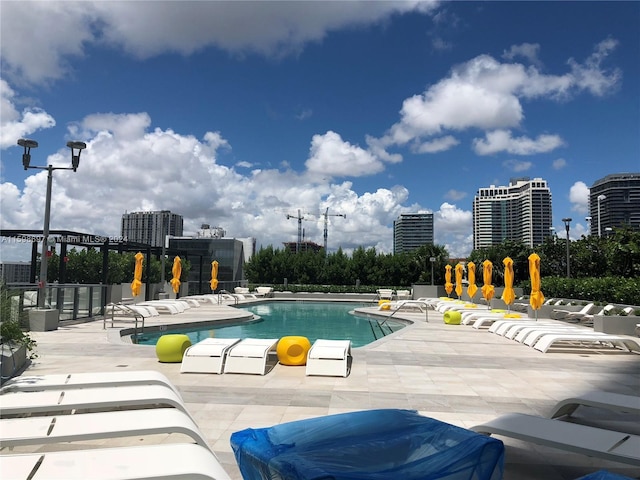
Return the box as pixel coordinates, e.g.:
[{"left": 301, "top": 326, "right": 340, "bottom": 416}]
[
  {"left": 528, "top": 305, "right": 554, "bottom": 319},
  {"left": 29, "top": 309, "right": 60, "bottom": 331},
  {"left": 0, "top": 342, "right": 27, "bottom": 382},
  {"left": 593, "top": 315, "right": 640, "bottom": 336}
]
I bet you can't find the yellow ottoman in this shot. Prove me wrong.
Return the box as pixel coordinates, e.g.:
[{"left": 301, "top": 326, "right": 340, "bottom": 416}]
[
  {"left": 443, "top": 311, "right": 462, "bottom": 325},
  {"left": 156, "top": 334, "right": 192, "bottom": 363},
  {"left": 378, "top": 299, "right": 391, "bottom": 306},
  {"left": 277, "top": 336, "right": 311, "bottom": 366}
]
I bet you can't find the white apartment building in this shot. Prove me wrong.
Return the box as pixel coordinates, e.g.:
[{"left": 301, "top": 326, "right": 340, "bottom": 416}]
[
  {"left": 473, "top": 178, "right": 552, "bottom": 250},
  {"left": 121, "top": 210, "right": 184, "bottom": 247}
]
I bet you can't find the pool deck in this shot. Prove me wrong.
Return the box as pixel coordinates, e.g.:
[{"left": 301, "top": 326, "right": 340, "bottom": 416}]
[{"left": 4, "top": 297, "right": 640, "bottom": 479}]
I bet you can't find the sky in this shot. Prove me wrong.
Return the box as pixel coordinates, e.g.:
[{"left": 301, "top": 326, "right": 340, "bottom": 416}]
[{"left": 1, "top": 1, "right": 639, "bottom": 262}]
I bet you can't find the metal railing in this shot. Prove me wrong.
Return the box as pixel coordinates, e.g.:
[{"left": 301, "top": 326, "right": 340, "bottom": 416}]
[{"left": 104, "top": 303, "right": 145, "bottom": 337}]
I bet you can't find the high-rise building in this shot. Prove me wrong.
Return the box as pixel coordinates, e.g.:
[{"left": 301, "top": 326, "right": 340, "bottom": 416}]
[
  {"left": 589, "top": 173, "right": 640, "bottom": 236},
  {"left": 473, "top": 177, "right": 552, "bottom": 250},
  {"left": 393, "top": 213, "right": 434, "bottom": 254},
  {"left": 121, "top": 211, "right": 183, "bottom": 247}
]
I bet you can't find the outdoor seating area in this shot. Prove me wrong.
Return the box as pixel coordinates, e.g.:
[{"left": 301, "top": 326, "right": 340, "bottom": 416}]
[
  {"left": 472, "top": 391, "right": 640, "bottom": 467},
  {"left": 0, "top": 370, "right": 232, "bottom": 479},
  {"left": 2, "top": 295, "right": 639, "bottom": 479}
]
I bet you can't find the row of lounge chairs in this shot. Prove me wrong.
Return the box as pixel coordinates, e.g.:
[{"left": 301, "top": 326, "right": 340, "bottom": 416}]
[
  {"left": 411, "top": 297, "right": 640, "bottom": 354},
  {"left": 181, "top": 338, "right": 353, "bottom": 377},
  {"left": 0, "top": 370, "right": 232, "bottom": 479}
]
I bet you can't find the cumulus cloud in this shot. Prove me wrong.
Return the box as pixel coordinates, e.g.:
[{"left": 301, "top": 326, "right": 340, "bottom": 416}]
[
  {"left": 306, "top": 131, "right": 384, "bottom": 178},
  {"left": 0, "top": 80, "right": 56, "bottom": 149},
  {"left": 444, "top": 189, "right": 466, "bottom": 201},
  {"left": 0, "top": 1, "right": 438, "bottom": 85},
  {"left": 569, "top": 181, "right": 590, "bottom": 214},
  {"left": 379, "top": 41, "right": 620, "bottom": 151},
  {"left": 472, "top": 130, "right": 564, "bottom": 155},
  {"left": 414, "top": 135, "right": 459, "bottom": 153}
]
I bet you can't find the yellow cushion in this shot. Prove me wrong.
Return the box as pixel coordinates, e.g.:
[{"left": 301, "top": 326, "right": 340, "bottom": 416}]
[
  {"left": 156, "top": 334, "right": 191, "bottom": 363},
  {"left": 277, "top": 336, "right": 312, "bottom": 366},
  {"left": 443, "top": 311, "right": 462, "bottom": 325},
  {"left": 378, "top": 299, "right": 391, "bottom": 306}
]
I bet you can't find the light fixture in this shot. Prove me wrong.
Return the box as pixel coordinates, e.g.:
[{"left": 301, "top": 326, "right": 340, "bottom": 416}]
[
  {"left": 18, "top": 138, "right": 87, "bottom": 309},
  {"left": 561, "top": 218, "right": 572, "bottom": 278}
]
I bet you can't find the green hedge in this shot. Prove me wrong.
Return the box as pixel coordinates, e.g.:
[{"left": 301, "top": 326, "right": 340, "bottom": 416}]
[{"left": 519, "top": 276, "right": 640, "bottom": 306}]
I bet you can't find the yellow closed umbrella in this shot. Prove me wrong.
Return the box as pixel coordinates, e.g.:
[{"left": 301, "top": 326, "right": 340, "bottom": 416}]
[
  {"left": 502, "top": 257, "right": 515, "bottom": 309},
  {"left": 210, "top": 260, "right": 219, "bottom": 291},
  {"left": 444, "top": 265, "right": 453, "bottom": 297},
  {"left": 131, "top": 252, "right": 144, "bottom": 298},
  {"left": 481, "top": 260, "right": 495, "bottom": 303},
  {"left": 170, "top": 256, "right": 182, "bottom": 294},
  {"left": 455, "top": 263, "right": 464, "bottom": 299},
  {"left": 466, "top": 261, "right": 478, "bottom": 300},
  {"left": 528, "top": 252, "right": 544, "bottom": 316}
]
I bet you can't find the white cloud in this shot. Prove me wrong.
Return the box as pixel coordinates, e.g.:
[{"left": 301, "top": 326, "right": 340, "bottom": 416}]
[
  {"left": 0, "top": 80, "right": 56, "bottom": 149},
  {"left": 552, "top": 158, "right": 567, "bottom": 170},
  {"left": 306, "top": 131, "right": 384, "bottom": 178},
  {"left": 381, "top": 41, "right": 620, "bottom": 149},
  {"left": 0, "top": 1, "right": 438, "bottom": 85},
  {"left": 569, "top": 181, "right": 590, "bottom": 215},
  {"left": 502, "top": 43, "right": 542, "bottom": 67},
  {"left": 414, "top": 135, "right": 459, "bottom": 153},
  {"left": 472, "top": 130, "right": 564, "bottom": 155},
  {"left": 502, "top": 159, "right": 532, "bottom": 172},
  {"left": 434, "top": 202, "right": 473, "bottom": 258}
]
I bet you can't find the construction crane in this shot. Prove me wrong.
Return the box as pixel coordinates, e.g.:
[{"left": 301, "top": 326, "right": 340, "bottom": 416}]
[
  {"left": 285, "top": 209, "right": 305, "bottom": 253},
  {"left": 322, "top": 207, "right": 346, "bottom": 253}
]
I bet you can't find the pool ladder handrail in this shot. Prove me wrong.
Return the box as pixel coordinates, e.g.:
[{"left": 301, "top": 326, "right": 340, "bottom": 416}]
[
  {"left": 217, "top": 290, "right": 239, "bottom": 305},
  {"left": 104, "top": 302, "right": 145, "bottom": 337}
]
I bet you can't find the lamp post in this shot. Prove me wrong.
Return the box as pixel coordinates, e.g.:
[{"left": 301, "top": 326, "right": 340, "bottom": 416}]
[
  {"left": 562, "top": 217, "right": 572, "bottom": 278},
  {"left": 159, "top": 210, "right": 170, "bottom": 296},
  {"left": 585, "top": 216, "right": 592, "bottom": 236},
  {"left": 430, "top": 257, "right": 436, "bottom": 285},
  {"left": 18, "top": 139, "right": 87, "bottom": 308},
  {"left": 597, "top": 194, "right": 606, "bottom": 237}
]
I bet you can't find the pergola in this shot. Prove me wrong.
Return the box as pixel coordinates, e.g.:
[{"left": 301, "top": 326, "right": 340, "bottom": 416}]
[{"left": 0, "top": 229, "right": 184, "bottom": 302}]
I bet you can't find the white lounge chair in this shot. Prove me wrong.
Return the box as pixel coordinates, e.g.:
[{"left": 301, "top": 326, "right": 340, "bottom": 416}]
[
  {"left": 376, "top": 289, "right": 394, "bottom": 301},
  {"left": 552, "top": 303, "right": 594, "bottom": 320},
  {"left": 306, "top": 339, "right": 352, "bottom": 377},
  {"left": 0, "top": 384, "right": 191, "bottom": 419},
  {"left": 137, "top": 301, "right": 181, "bottom": 314},
  {"left": 472, "top": 413, "right": 640, "bottom": 466},
  {"left": 254, "top": 286, "right": 273, "bottom": 297},
  {"left": 0, "top": 370, "right": 181, "bottom": 397},
  {"left": 0, "top": 443, "right": 232, "bottom": 480},
  {"left": 395, "top": 289, "right": 412, "bottom": 300},
  {"left": 223, "top": 338, "right": 279, "bottom": 375},
  {"left": 0, "top": 408, "right": 211, "bottom": 451},
  {"left": 181, "top": 338, "right": 242, "bottom": 374},
  {"left": 549, "top": 391, "right": 640, "bottom": 419},
  {"left": 532, "top": 332, "right": 640, "bottom": 353}
]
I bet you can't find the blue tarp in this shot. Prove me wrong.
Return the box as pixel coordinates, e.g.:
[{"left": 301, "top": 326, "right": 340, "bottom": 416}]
[
  {"left": 230, "top": 409, "right": 505, "bottom": 480},
  {"left": 576, "top": 471, "right": 635, "bottom": 480}
]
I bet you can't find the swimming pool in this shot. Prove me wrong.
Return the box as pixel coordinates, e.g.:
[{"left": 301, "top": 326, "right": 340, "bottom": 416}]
[{"left": 134, "top": 301, "right": 408, "bottom": 348}]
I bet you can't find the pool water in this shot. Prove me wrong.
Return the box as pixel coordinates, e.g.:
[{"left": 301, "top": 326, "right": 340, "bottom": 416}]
[{"left": 134, "top": 301, "right": 407, "bottom": 348}]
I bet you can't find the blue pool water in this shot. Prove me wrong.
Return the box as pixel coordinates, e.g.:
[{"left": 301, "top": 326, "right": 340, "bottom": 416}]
[{"left": 134, "top": 301, "right": 407, "bottom": 348}]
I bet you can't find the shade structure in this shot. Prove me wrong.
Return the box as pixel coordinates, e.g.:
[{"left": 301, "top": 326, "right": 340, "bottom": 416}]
[
  {"left": 444, "top": 265, "right": 453, "bottom": 297},
  {"left": 210, "top": 260, "right": 219, "bottom": 291},
  {"left": 528, "top": 252, "right": 544, "bottom": 310},
  {"left": 501, "top": 257, "right": 515, "bottom": 307},
  {"left": 170, "top": 256, "right": 182, "bottom": 294},
  {"left": 455, "top": 263, "right": 464, "bottom": 299},
  {"left": 466, "top": 261, "right": 478, "bottom": 300},
  {"left": 131, "top": 252, "right": 143, "bottom": 297},
  {"left": 481, "top": 260, "right": 495, "bottom": 303}
]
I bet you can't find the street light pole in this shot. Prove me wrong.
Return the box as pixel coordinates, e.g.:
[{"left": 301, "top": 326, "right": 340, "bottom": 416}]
[
  {"left": 430, "top": 257, "right": 436, "bottom": 285},
  {"left": 562, "top": 217, "right": 572, "bottom": 278},
  {"left": 597, "top": 194, "right": 606, "bottom": 237},
  {"left": 18, "top": 139, "right": 87, "bottom": 309}
]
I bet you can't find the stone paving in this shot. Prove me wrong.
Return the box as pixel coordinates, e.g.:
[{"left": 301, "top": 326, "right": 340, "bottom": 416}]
[{"left": 3, "top": 298, "right": 640, "bottom": 479}]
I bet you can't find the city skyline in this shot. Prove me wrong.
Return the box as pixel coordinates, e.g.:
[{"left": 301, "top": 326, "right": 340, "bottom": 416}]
[{"left": 1, "top": 2, "right": 638, "bottom": 261}]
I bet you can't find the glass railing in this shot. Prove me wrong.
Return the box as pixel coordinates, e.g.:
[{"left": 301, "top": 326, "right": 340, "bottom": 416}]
[{"left": 4, "top": 284, "right": 108, "bottom": 324}]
